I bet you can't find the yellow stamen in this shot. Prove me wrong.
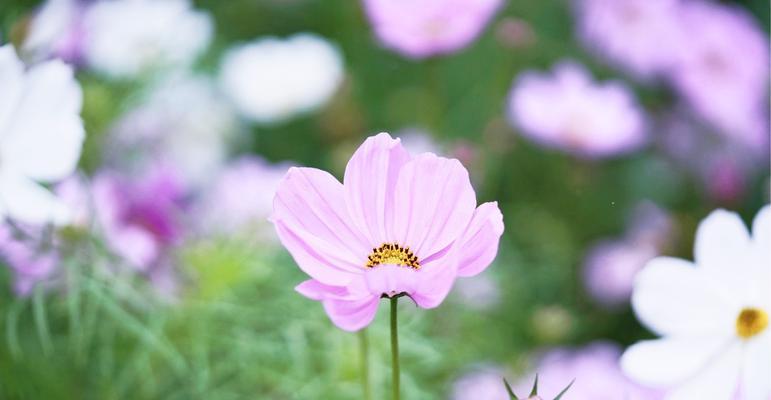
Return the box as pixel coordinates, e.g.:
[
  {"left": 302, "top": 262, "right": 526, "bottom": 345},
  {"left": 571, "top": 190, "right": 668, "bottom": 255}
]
[
  {"left": 366, "top": 243, "right": 420, "bottom": 270},
  {"left": 736, "top": 307, "right": 768, "bottom": 339}
]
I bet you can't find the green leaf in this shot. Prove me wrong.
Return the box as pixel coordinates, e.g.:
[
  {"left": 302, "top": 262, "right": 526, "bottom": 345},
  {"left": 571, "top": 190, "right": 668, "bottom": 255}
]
[
  {"left": 530, "top": 374, "right": 539, "bottom": 397},
  {"left": 553, "top": 379, "right": 575, "bottom": 400},
  {"left": 503, "top": 378, "right": 519, "bottom": 400}
]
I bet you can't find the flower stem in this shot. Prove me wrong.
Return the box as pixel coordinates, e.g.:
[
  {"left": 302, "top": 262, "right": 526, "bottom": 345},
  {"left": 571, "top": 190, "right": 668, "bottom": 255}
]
[
  {"left": 390, "top": 296, "right": 400, "bottom": 400},
  {"left": 358, "top": 328, "right": 372, "bottom": 400}
]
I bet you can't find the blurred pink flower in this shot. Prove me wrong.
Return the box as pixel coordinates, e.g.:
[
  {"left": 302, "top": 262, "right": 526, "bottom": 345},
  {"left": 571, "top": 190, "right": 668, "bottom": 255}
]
[
  {"left": 0, "top": 225, "right": 59, "bottom": 296},
  {"left": 271, "top": 133, "right": 504, "bottom": 331},
  {"left": 669, "top": 1, "right": 769, "bottom": 149},
  {"left": 575, "top": 0, "right": 682, "bottom": 78},
  {"left": 362, "top": 0, "right": 502, "bottom": 59},
  {"left": 508, "top": 62, "right": 646, "bottom": 158},
  {"left": 93, "top": 165, "right": 186, "bottom": 271},
  {"left": 452, "top": 367, "right": 509, "bottom": 400},
  {"left": 196, "top": 156, "right": 291, "bottom": 238},
  {"left": 516, "top": 342, "right": 663, "bottom": 400},
  {"left": 583, "top": 202, "right": 673, "bottom": 307}
]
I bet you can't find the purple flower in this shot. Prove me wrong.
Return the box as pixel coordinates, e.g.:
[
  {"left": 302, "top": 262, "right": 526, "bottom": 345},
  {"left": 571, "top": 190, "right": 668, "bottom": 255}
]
[
  {"left": 669, "top": 1, "right": 769, "bottom": 149},
  {"left": 0, "top": 225, "right": 59, "bottom": 296},
  {"left": 92, "top": 165, "right": 186, "bottom": 271},
  {"left": 363, "top": 0, "right": 502, "bottom": 59},
  {"left": 575, "top": 0, "right": 683, "bottom": 78},
  {"left": 196, "top": 156, "right": 290, "bottom": 238},
  {"left": 271, "top": 133, "right": 504, "bottom": 331},
  {"left": 516, "top": 342, "right": 664, "bottom": 400},
  {"left": 23, "top": 0, "right": 88, "bottom": 64},
  {"left": 508, "top": 62, "right": 647, "bottom": 158}
]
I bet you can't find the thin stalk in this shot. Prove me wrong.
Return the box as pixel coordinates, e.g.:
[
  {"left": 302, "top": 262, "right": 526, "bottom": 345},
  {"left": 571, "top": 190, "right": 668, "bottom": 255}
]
[
  {"left": 358, "top": 329, "right": 372, "bottom": 400},
  {"left": 390, "top": 296, "right": 400, "bottom": 400}
]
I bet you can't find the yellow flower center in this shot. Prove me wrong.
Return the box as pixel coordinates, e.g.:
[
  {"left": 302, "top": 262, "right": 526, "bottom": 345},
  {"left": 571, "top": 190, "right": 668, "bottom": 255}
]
[
  {"left": 366, "top": 243, "right": 420, "bottom": 270},
  {"left": 736, "top": 307, "right": 769, "bottom": 339}
]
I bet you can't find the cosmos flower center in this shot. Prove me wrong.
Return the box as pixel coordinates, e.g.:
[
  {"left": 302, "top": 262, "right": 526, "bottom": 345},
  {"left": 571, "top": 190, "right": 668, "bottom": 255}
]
[
  {"left": 736, "top": 307, "right": 769, "bottom": 339},
  {"left": 366, "top": 243, "right": 420, "bottom": 270}
]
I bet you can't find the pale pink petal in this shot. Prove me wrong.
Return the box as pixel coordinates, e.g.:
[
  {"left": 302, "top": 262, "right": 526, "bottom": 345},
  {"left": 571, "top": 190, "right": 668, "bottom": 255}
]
[
  {"left": 322, "top": 296, "right": 380, "bottom": 332},
  {"left": 632, "top": 257, "right": 739, "bottom": 337},
  {"left": 665, "top": 342, "right": 742, "bottom": 400},
  {"left": 343, "top": 132, "right": 411, "bottom": 246},
  {"left": 621, "top": 336, "right": 731, "bottom": 387},
  {"left": 363, "top": 265, "right": 420, "bottom": 298},
  {"left": 392, "top": 153, "right": 476, "bottom": 258},
  {"left": 273, "top": 167, "right": 370, "bottom": 285},
  {"left": 455, "top": 202, "right": 504, "bottom": 277},
  {"left": 411, "top": 257, "right": 459, "bottom": 308},
  {"left": 295, "top": 279, "right": 349, "bottom": 301}
]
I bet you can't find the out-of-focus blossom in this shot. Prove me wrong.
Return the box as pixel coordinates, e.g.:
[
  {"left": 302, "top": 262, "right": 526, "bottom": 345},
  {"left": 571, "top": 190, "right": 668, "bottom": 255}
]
[
  {"left": 219, "top": 34, "right": 344, "bottom": 124},
  {"left": 92, "top": 165, "right": 186, "bottom": 271},
  {"left": 272, "top": 133, "right": 504, "bottom": 331},
  {"left": 452, "top": 272, "right": 501, "bottom": 311},
  {"left": 669, "top": 1, "right": 769, "bottom": 149},
  {"left": 196, "top": 156, "right": 290, "bottom": 239},
  {"left": 517, "top": 342, "right": 663, "bottom": 399},
  {"left": 23, "top": 0, "right": 86, "bottom": 63},
  {"left": 583, "top": 202, "right": 674, "bottom": 307},
  {"left": 622, "top": 207, "right": 771, "bottom": 399},
  {"left": 0, "top": 45, "right": 84, "bottom": 225},
  {"left": 452, "top": 367, "right": 509, "bottom": 400},
  {"left": 495, "top": 17, "right": 536, "bottom": 49},
  {"left": 82, "top": 0, "right": 212, "bottom": 78},
  {"left": 110, "top": 74, "right": 238, "bottom": 186},
  {"left": 575, "top": 0, "right": 682, "bottom": 78},
  {"left": 362, "top": 0, "right": 502, "bottom": 59},
  {"left": 0, "top": 225, "right": 59, "bottom": 296},
  {"left": 583, "top": 239, "right": 658, "bottom": 307},
  {"left": 55, "top": 174, "right": 93, "bottom": 229},
  {"left": 508, "top": 62, "right": 646, "bottom": 158}
]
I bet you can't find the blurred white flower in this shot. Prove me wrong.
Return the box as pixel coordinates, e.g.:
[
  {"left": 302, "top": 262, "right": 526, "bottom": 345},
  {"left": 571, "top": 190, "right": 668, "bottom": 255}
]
[
  {"left": 23, "top": 0, "right": 86, "bottom": 63},
  {"left": 622, "top": 206, "right": 771, "bottom": 399},
  {"left": 110, "top": 74, "right": 239, "bottom": 186},
  {"left": 82, "top": 0, "right": 212, "bottom": 78},
  {"left": 395, "top": 128, "right": 442, "bottom": 155},
  {"left": 0, "top": 45, "right": 84, "bottom": 225},
  {"left": 196, "top": 156, "right": 291, "bottom": 239},
  {"left": 219, "top": 33, "right": 344, "bottom": 124},
  {"left": 507, "top": 61, "right": 646, "bottom": 158}
]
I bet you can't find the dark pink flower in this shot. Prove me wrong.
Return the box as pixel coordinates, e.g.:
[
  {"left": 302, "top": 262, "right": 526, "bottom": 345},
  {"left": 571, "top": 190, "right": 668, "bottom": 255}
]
[{"left": 271, "top": 133, "right": 504, "bottom": 331}]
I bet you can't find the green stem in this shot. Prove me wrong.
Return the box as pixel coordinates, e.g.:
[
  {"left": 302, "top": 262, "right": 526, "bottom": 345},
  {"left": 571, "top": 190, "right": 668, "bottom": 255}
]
[
  {"left": 390, "top": 297, "right": 400, "bottom": 400},
  {"left": 358, "top": 329, "right": 372, "bottom": 400}
]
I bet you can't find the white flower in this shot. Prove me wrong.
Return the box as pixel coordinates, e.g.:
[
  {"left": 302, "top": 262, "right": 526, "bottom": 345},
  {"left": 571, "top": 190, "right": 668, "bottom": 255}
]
[
  {"left": 0, "top": 45, "right": 85, "bottom": 224},
  {"left": 110, "top": 73, "right": 238, "bottom": 186},
  {"left": 622, "top": 206, "right": 771, "bottom": 400},
  {"left": 22, "top": 0, "right": 83, "bottom": 63},
  {"left": 82, "top": 0, "right": 212, "bottom": 78},
  {"left": 219, "top": 33, "right": 344, "bottom": 124}
]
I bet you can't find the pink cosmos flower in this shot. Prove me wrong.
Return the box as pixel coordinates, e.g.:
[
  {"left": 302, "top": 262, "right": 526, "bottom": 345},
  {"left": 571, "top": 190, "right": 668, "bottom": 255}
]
[
  {"left": 668, "top": 1, "right": 769, "bottom": 149},
  {"left": 92, "top": 165, "right": 186, "bottom": 272},
  {"left": 271, "top": 133, "right": 504, "bottom": 331},
  {"left": 508, "top": 62, "right": 646, "bottom": 158},
  {"left": 362, "top": 0, "right": 502, "bottom": 59},
  {"left": 575, "top": 0, "right": 683, "bottom": 79}
]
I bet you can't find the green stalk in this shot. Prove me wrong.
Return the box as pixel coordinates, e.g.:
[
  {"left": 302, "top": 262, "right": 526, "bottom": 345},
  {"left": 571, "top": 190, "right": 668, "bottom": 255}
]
[
  {"left": 390, "top": 297, "right": 400, "bottom": 400},
  {"left": 358, "top": 329, "right": 372, "bottom": 400}
]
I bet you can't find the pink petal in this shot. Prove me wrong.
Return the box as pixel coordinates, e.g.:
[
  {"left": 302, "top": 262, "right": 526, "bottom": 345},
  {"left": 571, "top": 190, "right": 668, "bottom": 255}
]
[
  {"left": 455, "top": 202, "right": 505, "bottom": 277},
  {"left": 392, "top": 153, "right": 476, "bottom": 259},
  {"left": 322, "top": 296, "right": 381, "bottom": 332},
  {"left": 411, "top": 258, "right": 460, "bottom": 308},
  {"left": 343, "top": 132, "right": 411, "bottom": 246},
  {"left": 295, "top": 279, "right": 349, "bottom": 301},
  {"left": 273, "top": 167, "right": 370, "bottom": 285},
  {"left": 363, "top": 265, "right": 420, "bottom": 298}
]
